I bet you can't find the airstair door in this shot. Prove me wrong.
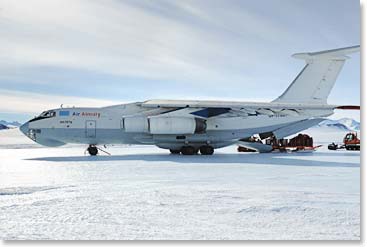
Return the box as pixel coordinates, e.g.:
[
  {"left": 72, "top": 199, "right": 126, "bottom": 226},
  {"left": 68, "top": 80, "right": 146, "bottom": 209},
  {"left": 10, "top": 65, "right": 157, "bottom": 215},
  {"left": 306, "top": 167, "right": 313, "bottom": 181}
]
[{"left": 86, "top": 120, "right": 96, "bottom": 138}]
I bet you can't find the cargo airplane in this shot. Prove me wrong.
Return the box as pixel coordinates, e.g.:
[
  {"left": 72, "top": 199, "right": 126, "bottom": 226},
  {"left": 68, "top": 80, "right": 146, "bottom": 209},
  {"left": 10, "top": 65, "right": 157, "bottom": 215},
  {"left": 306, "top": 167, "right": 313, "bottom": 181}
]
[{"left": 20, "top": 46, "right": 360, "bottom": 155}]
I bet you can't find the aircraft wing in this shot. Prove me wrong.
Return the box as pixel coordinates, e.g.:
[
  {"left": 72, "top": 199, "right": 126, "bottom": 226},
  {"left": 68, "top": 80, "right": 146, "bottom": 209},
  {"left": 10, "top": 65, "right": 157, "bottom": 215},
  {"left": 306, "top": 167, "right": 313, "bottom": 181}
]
[
  {"left": 142, "top": 99, "right": 336, "bottom": 110},
  {"left": 140, "top": 99, "right": 342, "bottom": 118},
  {"left": 140, "top": 100, "right": 359, "bottom": 119}
]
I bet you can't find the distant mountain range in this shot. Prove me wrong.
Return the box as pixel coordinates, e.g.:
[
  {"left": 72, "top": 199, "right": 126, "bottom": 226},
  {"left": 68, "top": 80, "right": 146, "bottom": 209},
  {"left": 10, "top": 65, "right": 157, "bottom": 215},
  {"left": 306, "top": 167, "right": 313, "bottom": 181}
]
[
  {"left": 0, "top": 120, "right": 22, "bottom": 128},
  {"left": 0, "top": 123, "right": 9, "bottom": 130},
  {"left": 316, "top": 118, "right": 360, "bottom": 131}
]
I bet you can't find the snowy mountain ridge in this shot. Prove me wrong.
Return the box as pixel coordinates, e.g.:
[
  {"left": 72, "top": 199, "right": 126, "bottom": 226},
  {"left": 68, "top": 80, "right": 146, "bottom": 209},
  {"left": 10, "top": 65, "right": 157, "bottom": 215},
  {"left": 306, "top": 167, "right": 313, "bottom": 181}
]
[
  {"left": 0, "top": 120, "right": 22, "bottom": 128},
  {"left": 0, "top": 124, "right": 9, "bottom": 130},
  {"left": 316, "top": 118, "right": 360, "bottom": 131}
]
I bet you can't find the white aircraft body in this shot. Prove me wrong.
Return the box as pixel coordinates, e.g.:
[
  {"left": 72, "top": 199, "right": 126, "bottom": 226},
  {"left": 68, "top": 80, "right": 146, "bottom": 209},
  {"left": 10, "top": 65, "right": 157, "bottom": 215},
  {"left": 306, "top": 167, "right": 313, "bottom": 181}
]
[{"left": 20, "top": 46, "right": 360, "bottom": 155}]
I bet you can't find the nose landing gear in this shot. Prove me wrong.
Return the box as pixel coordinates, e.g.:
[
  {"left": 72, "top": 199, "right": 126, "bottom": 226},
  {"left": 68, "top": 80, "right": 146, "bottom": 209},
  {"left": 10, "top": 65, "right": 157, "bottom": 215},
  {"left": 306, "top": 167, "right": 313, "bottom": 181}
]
[
  {"left": 86, "top": 145, "right": 98, "bottom": 156},
  {"left": 85, "top": 145, "right": 111, "bottom": 156}
]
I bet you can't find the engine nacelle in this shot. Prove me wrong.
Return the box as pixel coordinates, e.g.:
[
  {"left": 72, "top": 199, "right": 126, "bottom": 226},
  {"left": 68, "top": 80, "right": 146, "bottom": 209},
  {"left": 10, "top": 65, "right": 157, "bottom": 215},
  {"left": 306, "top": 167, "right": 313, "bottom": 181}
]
[
  {"left": 148, "top": 117, "right": 206, "bottom": 135},
  {"left": 122, "top": 116, "right": 149, "bottom": 133}
]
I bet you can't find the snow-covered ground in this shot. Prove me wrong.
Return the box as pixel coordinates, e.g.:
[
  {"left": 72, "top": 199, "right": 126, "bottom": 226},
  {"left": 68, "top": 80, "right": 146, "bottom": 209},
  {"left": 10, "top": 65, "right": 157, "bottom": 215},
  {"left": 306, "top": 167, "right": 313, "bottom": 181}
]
[{"left": 0, "top": 128, "right": 360, "bottom": 240}]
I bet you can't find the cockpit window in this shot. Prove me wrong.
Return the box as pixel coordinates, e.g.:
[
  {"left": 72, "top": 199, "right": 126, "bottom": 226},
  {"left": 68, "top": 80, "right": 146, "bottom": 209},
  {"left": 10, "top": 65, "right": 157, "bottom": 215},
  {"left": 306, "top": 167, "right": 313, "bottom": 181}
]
[
  {"left": 40, "top": 111, "right": 56, "bottom": 118},
  {"left": 29, "top": 110, "right": 56, "bottom": 123}
]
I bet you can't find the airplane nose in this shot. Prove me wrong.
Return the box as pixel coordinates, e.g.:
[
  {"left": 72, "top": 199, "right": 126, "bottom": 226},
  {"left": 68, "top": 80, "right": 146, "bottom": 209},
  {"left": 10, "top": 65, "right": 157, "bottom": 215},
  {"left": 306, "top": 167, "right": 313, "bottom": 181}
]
[{"left": 19, "top": 122, "right": 29, "bottom": 135}]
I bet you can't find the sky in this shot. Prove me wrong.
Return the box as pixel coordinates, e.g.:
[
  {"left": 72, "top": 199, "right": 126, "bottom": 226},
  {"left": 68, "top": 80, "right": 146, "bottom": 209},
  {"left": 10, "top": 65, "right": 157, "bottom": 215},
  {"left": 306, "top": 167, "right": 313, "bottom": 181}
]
[{"left": 0, "top": 0, "right": 360, "bottom": 123}]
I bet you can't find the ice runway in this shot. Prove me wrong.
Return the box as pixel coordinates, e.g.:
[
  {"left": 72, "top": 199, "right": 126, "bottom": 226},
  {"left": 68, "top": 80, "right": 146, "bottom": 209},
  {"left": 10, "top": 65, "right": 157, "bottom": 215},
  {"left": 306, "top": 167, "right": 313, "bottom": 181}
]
[{"left": 0, "top": 140, "right": 360, "bottom": 240}]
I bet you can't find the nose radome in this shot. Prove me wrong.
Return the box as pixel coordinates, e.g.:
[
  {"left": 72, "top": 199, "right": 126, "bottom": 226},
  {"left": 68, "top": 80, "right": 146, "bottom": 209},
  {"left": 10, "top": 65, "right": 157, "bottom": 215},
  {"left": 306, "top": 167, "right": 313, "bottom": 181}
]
[{"left": 19, "top": 122, "right": 29, "bottom": 135}]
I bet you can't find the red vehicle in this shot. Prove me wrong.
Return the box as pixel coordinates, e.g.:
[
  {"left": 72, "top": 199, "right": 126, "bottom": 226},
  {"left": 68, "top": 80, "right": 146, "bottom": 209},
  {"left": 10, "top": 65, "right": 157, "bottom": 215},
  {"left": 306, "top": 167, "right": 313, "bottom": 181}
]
[
  {"left": 328, "top": 132, "right": 360, "bottom": 151},
  {"left": 344, "top": 133, "right": 360, "bottom": 150}
]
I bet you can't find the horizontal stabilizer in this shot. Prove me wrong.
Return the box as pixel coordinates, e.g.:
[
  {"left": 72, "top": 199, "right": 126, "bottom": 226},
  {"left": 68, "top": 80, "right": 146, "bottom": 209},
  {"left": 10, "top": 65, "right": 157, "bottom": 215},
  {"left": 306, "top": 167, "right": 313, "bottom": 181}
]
[
  {"left": 292, "top": 45, "right": 360, "bottom": 61},
  {"left": 335, "top": 105, "right": 360, "bottom": 110}
]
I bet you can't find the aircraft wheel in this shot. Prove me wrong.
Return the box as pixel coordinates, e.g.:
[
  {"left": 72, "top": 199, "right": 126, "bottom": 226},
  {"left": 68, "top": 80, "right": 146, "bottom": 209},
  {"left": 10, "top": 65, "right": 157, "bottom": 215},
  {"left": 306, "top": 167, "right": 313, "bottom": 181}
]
[
  {"left": 87, "top": 145, "right": 98, "bottom": 156},
  {"left": 170, "top": 149, "right": 181, "bottom": 154},
  {"left": 181, "top": 146, "right": 196, "bottom": 155},
  {"left": 200, "top": 145, "right": 214, "bottom": 155}
]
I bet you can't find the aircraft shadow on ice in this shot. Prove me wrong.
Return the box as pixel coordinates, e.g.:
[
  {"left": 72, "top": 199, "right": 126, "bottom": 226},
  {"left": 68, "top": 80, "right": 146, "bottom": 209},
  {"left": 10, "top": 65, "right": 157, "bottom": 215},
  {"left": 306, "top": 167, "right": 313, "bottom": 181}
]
[{"left": 27, "top": 152, "right": 360, "bottom": 168}]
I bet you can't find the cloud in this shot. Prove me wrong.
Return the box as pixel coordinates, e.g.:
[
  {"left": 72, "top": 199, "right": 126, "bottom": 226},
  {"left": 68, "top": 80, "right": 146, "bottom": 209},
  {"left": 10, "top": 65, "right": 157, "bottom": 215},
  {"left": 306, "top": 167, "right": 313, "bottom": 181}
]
[
  {"left": 0, "top": 89, "right": 120, "bottom": 114},
  {"left": 0, "top": 0, "right": 299, "bottom": 85},
  {"left": 0, "top": 0, "right": 360, "bottom": 116}
]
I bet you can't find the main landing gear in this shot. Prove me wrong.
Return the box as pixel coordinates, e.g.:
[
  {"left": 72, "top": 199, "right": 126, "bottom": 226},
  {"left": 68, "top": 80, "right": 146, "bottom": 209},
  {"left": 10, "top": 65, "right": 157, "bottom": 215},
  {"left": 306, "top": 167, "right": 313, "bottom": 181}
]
[
  {"left": 170, "top": 145, "right": 215, "bottom": 155},
  {"left": 169, "top": 149, "right": 181, "bottom": 154},
  {"left": 85, "top": 145, "right": 111, "bottom": 156},
  {"left": 181, "top": 146, "right": 197, "bottom": 155},
  {"left": 199, "top": 145, "right": 214, "bottom": 155}
]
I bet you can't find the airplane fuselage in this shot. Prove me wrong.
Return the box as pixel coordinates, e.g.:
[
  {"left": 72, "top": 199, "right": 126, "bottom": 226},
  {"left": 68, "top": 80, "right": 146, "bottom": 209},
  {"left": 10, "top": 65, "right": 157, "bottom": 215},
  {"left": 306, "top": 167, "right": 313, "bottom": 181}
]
[{"left": 20, "top": 102, "right": 333, "bottom": 150}]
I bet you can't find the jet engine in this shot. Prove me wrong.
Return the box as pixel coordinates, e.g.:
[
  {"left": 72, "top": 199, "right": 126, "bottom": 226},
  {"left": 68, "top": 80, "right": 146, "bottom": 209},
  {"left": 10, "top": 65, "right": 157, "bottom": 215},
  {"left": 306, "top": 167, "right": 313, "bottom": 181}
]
[
  {"left": 148, "top": 117, "right": 206, "bottom": 135},
  {"left": 123, "top": 116, "right": 149, "bottom": 133}
]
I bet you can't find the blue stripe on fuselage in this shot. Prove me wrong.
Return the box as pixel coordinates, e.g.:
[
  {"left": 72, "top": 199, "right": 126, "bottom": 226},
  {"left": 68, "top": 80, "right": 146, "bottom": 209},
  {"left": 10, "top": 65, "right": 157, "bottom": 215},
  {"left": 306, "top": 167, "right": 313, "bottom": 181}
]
[{"left": 59, "top": 111, "right": 70, "bottom": 116}]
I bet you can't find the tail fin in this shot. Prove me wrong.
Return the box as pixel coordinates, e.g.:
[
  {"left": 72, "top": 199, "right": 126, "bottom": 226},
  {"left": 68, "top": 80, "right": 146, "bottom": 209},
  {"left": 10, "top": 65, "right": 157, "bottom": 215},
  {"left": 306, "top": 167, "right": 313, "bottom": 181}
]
[{"left": 273, "top": 45, "right": 360, "bottom": 104}]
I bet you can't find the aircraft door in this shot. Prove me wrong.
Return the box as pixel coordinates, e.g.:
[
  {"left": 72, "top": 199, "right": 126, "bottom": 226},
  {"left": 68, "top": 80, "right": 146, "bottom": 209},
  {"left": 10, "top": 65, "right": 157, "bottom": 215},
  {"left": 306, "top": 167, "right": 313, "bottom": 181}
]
[{"left": 85, "top": 120, "right": 96, "bottom": 138}]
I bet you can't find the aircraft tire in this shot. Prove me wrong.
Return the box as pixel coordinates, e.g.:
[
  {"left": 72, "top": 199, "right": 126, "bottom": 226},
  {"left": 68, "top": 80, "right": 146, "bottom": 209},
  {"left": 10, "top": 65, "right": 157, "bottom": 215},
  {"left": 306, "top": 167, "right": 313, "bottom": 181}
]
[
  {"left": 87, "top": 145, "right": 98, "bottom": 156},
  {"left": 170, "top": 149, "right": 181, "bottom": 154},
  {"left": 200, "top": 146, "right": 214, "bottom": 155},
  {"left": 181, "top": 146, "right": 196, "bottom": 155}
]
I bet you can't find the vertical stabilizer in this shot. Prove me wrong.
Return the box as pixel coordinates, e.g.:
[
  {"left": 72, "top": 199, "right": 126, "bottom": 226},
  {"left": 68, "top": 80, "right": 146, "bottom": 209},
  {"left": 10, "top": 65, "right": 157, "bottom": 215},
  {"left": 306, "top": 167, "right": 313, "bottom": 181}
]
[{"left": 273, "top": 45, "right": 360, "bottom": 104}]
